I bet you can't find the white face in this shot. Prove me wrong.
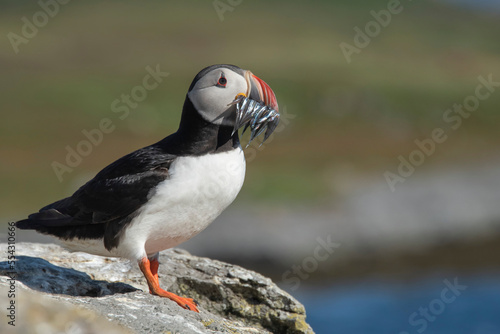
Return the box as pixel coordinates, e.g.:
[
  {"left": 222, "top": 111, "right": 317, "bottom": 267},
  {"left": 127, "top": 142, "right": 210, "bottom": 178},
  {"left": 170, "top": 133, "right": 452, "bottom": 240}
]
[{"left": 187, "top": 68, "right": 248, "bottom": 126}]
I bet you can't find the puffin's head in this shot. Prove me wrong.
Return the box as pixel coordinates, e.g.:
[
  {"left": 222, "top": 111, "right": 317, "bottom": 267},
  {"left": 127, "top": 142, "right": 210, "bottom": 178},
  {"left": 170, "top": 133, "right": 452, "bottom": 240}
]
[{"left": 186, "top": 64, "right": 279, "bottom": 141}]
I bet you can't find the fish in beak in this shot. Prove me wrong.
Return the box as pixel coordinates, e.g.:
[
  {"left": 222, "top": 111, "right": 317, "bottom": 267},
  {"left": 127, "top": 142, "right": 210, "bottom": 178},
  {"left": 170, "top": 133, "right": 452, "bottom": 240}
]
[{"left": 230, "top": 71, "right": 280, "bottom": 147}]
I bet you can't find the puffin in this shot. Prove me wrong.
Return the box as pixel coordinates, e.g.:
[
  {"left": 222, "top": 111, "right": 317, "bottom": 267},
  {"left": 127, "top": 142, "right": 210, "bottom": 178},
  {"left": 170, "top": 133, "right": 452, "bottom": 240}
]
[{"left": 15, "top": 64, "right": 279, "bottom": 313}]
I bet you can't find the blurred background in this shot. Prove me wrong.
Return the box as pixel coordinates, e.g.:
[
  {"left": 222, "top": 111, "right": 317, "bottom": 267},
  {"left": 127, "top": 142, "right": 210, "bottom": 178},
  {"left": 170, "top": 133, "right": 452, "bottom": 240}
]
[{"left": 1, "top": 0, "right": 500, "bottom": 333}]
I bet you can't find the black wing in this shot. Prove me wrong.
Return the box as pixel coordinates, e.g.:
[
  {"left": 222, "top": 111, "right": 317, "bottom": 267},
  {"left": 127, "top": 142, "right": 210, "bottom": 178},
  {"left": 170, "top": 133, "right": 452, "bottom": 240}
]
[{"left": 16, "top": 143, "right": 175, "bottom": 250}]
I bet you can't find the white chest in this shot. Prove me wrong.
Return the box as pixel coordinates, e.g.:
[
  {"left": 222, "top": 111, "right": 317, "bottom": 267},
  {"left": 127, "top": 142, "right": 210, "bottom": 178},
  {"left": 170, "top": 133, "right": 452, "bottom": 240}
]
[{"left": 123, "top": 147, "right": 246, "bottom": 256}]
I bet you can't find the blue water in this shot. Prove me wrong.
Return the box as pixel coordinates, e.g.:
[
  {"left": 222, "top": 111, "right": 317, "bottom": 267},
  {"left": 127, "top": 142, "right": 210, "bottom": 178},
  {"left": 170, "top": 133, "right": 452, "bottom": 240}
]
[{"left": 293, "top": 272, "right": 500, "bottom": 334}]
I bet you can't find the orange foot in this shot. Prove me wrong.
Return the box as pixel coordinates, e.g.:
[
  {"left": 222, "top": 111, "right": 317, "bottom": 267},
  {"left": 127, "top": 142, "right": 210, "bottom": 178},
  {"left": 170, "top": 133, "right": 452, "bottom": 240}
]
[
  {"left": 139, "top": 257, "right": 200, "bottom": 313},
  {"left": 153, "top": 288, "right": 199, "bottom": 312}
]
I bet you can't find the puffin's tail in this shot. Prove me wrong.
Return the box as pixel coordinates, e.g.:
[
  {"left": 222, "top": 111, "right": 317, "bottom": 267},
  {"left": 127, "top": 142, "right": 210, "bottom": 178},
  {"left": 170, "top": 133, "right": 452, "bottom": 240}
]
[
  {"left": 15, "top": 209, "right": 73, "bottom": 230},
  {"left": 15, "top": 208, "right": 104, "bottom": 241}
]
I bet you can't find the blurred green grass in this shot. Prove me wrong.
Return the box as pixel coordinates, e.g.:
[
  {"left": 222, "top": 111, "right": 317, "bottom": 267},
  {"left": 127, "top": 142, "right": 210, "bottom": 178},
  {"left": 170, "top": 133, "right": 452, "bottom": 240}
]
[{"left": 2, "top": 0, "right": 500, "bottom": 218}]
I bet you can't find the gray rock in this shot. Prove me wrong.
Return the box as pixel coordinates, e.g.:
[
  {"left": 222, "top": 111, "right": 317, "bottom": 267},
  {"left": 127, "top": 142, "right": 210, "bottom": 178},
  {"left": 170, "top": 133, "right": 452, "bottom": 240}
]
[
  {"left": 0, "top": 284, "right": 132, "bottom": 334},
  {"left": 0, "top": 242, "right": 314, "bottom": 334}
]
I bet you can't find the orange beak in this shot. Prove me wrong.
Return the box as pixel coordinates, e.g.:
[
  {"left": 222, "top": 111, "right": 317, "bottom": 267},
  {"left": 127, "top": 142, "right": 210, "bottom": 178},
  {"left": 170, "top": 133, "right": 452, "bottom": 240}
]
[{"left": 245, "top": 71, "right": 279, "bottom": 112}]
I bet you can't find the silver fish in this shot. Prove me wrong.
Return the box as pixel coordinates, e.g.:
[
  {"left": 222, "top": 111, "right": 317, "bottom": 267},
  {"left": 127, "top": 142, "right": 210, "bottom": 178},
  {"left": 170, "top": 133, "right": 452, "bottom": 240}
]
[{"left": 230, "top": 95, "right": 280, "bottom": 147}]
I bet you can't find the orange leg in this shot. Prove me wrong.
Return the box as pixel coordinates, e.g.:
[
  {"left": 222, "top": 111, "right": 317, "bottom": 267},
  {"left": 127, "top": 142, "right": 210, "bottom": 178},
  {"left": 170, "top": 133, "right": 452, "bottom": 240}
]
[
  {"left": 138, "top": 257, "right": 199, "bottom": 312},
  {"left": 149, "top": 257, "right": 159, "bottom": 294}
]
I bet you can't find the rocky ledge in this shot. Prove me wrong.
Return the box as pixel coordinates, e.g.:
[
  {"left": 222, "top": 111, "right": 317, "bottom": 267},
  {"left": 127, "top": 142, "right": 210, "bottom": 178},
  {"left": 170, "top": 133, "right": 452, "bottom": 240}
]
[{"left": 0, "top": 242, "right": 313, "bottom": 334}]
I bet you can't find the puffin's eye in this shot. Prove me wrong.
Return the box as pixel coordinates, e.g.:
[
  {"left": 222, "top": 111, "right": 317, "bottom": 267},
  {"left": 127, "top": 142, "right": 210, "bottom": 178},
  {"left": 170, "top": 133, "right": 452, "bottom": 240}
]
[{"left": 217, "top": 76, "right": 227, "bottom": 87}]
